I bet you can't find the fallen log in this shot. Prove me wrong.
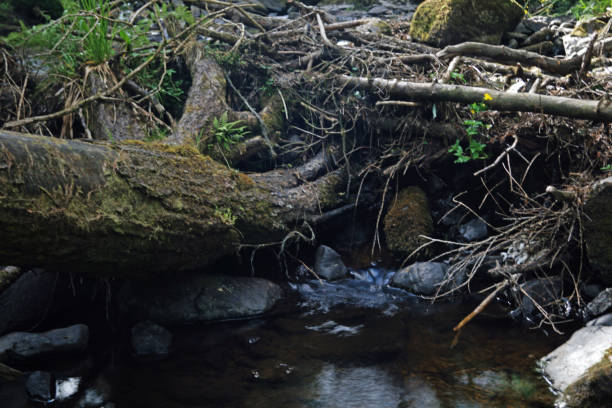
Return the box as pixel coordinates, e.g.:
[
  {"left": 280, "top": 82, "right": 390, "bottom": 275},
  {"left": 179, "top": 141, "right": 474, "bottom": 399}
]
[
  {"left": 337, "top": 75, "right": 612, "bottom": 122},
  {"left": 0, "top": 131, "right": 350, "bottom": 276}
]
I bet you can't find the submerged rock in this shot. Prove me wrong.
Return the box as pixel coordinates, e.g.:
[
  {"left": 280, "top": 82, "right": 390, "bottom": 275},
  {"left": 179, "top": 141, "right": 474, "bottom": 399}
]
[
  {"left": 383, "top": 186, "right": 433, "bottom": 257},
  {"left": 584, "top": 176, "right": 612, "bottom": 285},
  {"left": 409, "top": 0, "right": 524, "bottom": 47},
  {"left": 0, "top": 324, "right": 89, "bottom": 361},
  {"left": 540, "top": 326, "right": 612, "bottom": 407},
  {"left": 131, "top": 321, "right": 173, "bottom": 358},
  {"left": 390, "top": 262, "right": 458, "bottom": 296},
  {"left": 314, "top": 245, "right": 348, "bottom": 281},
  {"left": 120, "top": 274, "right": 282, "bottom": 325},
  {"left": 585, "top": 288, "right": 612, "bottom": 319},
  {"left": 26, "top": 371, "right": 56, "bottom": 403}
]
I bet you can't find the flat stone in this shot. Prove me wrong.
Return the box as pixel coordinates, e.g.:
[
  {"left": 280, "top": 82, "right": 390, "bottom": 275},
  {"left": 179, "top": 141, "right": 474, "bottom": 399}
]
[
  {"left": 120, "top": 274, "right": 282, "bottom": 325},
  {"left": 0, "top": 324, "right": 89, "bottom": 361}
]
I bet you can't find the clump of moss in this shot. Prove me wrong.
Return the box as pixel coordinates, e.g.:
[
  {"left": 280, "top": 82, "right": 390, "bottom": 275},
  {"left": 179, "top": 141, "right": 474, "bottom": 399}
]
[
  {"left": 409, "top": 0, "right": 524, "bottom": 47},
  {"left": 383, "top": 186, "right": 434, "bottom": 257},
  {"left": 563, "top": 347, "right": 612, "bottom": 407}
]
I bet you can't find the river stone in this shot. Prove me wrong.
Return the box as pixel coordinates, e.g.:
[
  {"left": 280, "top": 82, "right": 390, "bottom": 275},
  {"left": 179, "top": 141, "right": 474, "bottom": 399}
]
[
  {"left": 458, "top": 218, "right": 488, "bottom": 242},
  {"left": 0, "top": 324, "right": 89, "bottom": 361},
  {"left": 26, "top": 371, "right": 56, "bottom": 403},
  {"left": 120, "top": 274, "right": 283, "bottom": 325},
  {"left": 390, "top": 262, "right": 452, "bottom": 296},
  {"left": 539, "top": 326, "right": 612, "bottom": 407},
  {"left": 585, "top": 288, "right": 612, "bottom": 318},
  {"left": 383, "top": 186, "right": 433, "bottom": 257},
  {"left": 0, "top": 269, "right": 57, "bottom": 336},
  {"left": 253, "top": 0, "right": 286, "bottom": 13},
  {"left": 587, "top": 312, "right": 612, "bottom": 327},
  {"left": 584, "top": 176, "right": 612, "bottom": 285},
  {"left": 314, "top": 245, "right": 348, "bottom": 281},
  {"left": 408, "top": 0, "right": 524, "bottom": 47},
  {"left": 131, "top": 321, "right": 173, "bottom": 358}
]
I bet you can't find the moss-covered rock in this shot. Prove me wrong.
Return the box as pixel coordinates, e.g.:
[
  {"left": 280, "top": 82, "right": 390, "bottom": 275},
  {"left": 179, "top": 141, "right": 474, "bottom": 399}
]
[
  {"left": 383, "top": 186, "right": 433, "bottom": 257},
  {"left": 584, "top": 176, "right": 612, "bottom": 285},
  {"left": 408, "top": 0, "right": 524, "bottom": 47}
]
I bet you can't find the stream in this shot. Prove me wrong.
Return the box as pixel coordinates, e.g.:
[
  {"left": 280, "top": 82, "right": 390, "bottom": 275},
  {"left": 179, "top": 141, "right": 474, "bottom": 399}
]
[{"left": 7, "top": 266, "right": 568, "bottom": 408}]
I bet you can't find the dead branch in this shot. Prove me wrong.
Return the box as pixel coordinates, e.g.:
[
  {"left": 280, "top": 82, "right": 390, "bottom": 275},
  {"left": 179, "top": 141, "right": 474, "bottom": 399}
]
[{"left": 337, "top": 74, "right": 612, "bottom": 122}]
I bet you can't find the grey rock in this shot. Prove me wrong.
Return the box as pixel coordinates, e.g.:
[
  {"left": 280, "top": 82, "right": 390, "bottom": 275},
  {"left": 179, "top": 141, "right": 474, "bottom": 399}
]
[
  {"left": 391, "top": 262, "right": 456, "bottom": 296},
  {"left": 26, "top": 371, "right": 56, "bottom": 402},
  {"left": 368, "top": 6, "right": 389, "bottom": 16},
  {"left": 458, "top": 218, "right": 488, "bottom": 242},
  {"left": 131, "top": 321, "right": 173, "bottom": 357},
  {"left": 0, "top": 265, "right": 21, "bottom": 292},
  {"left": 586, "top": 312, "right": 612, "bottom": 327},
  {"left": 0, "top": 324, "right": 89, "bottom": 361},
  {"left": 314, "top": 245, "right": 348, "bottom": 281},
  {"left": 0, "top": 269, "right": 56, "bottom": 336},
  {"left": 585, "top": 287, "right": 612, "bottom": 318},
  {"left": 254, "top": 0, "right": 286, "bottom": 13},
  {"left": 513, "top": 277, "right": 562, "bottom": 318},
  {"left": 121, "top": 274, "right": 282, "bottom": 325},
  {"left": 539, "top": 326, "right": 612, "bottom": 407}
]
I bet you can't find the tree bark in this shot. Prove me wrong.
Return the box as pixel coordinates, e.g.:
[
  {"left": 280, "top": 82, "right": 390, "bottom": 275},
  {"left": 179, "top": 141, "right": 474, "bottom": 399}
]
[
  {"left": 0, "top": 131, "right": 349, "bottom": 276},
  {"left": 337, "top": 75, "right": 612, "bottom": 122}
]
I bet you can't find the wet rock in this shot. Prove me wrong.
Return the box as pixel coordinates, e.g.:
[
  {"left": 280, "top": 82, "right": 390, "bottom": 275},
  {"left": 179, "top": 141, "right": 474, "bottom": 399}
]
[
  {"left": 383, "top": 186, "right": 433, "bottom": 257},
  {"left": 120, "top": 274, "right": 282, "bottom": 325},
  {"left": 131, "top": 321, "right": 173, "bottom": 358},
  {"left": 585, "top": 288, "right": 612, "bottom": 318},
  {"left": 0, "top": 265, "right": 21, "bottom": 293},
  {"left": 458, "top": 218, "right": 488, "bottom": 242},
  {"left": 390, "top": 262, "right": 457, "bottom": 296},
  {"left": 250, "top": 359, "right": 295, "bottom": 383},
  {"left": 539, "top": 326, "right": 612, "bottom": 407},
  {"left": 26, "top": 371, "right": 56, "bottom": 403},
  {"left": 254, "top": 0, "right": 286, "bottom": 13},
  {"left": 0, "top": 324, "right": 89, "bottom": 361},
  {"left": 409, "top": 0, "right": 524, "bottom": 47},
  {"left": 367, "top": 5, "right": 389, "bottom": 16},
  {"left": 314, "top": 245, "right": 348, "bottom": 281},
  {"left": 584, "top": 176, "right": 612, "bottom": 285},
  {"left": 512, "top": 277, "right": 562, "bottom": 319},
  {"left": 586, "top": 312, "right": 612, "bottom": 327},
  {"left": 0, "top": 268, "right": 56, "bottom": 335}
]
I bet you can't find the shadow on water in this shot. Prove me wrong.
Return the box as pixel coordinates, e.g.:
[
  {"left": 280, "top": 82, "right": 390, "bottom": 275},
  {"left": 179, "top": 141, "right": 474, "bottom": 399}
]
[{"left": 65, "top": 266, "right": 566, "bottom": 408}]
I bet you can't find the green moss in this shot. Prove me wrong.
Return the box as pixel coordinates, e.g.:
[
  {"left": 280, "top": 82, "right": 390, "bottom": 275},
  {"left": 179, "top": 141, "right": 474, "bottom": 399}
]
[
  {"left": 563, "top": 348, "right": 612, "bottom": 407},
  {"left": 409, "top": 0, "right": 524, "bottom": 46},
  {"left": 383, "top": 186, "right": 434, "bottom": 257}
]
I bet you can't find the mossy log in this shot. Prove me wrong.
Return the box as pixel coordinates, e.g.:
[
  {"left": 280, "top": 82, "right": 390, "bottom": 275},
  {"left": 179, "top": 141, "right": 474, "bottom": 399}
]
[{"left": 0, "top": 131, "right": 348, "bottom": 276}]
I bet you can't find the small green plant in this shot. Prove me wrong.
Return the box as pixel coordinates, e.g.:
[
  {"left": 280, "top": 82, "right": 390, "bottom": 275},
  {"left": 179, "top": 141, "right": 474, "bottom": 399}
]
[
  {"left": 450, "top": 70, "right": 466, "bottom": 84},
  {"left": 145, "top": 127, "right": 168, "bottom": 142},
  {"left": 601, "top": 164, "right": 612, "bottom": 171},
  {"left": 571, "top": 0, "right": 612, "bottom": 18},
  {"left": 211, "top": 112, "right": 249, "bottom": 151},
  {"left": 449, "top": 93, "right": 493, "bottom": 163},
  {"left": 260, "top": 77, "right": 275, "bottom": 96},
  {"left": 214, "top": 206, "right": 237, "bottom": 226},
  {"left": 79, "top": 0, "right": 115, "bottom": 64}
]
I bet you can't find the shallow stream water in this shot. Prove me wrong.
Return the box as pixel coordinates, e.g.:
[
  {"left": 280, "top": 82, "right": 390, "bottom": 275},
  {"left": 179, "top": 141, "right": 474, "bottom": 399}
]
[{"left": 36, "top": 266, "right": 568, "bottom": 408}]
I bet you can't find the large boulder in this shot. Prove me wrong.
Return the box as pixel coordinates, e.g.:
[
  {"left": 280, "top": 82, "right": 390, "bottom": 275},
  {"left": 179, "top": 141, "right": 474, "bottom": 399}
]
[
  {"left": 584, "top": 176, "right": 612, "bottom": 285},
  {"left": 314, "top": 245, "right": 348, "bottom": 281},
  {"left": 539, "top": 326, "right": 612, "bottom": 407},
  {"left": 383, "top": 186, "right": 434, "bottom": 257},
  {"left": 0, "top": 324, "right": 89, "bottom": 361},
  {"left": 120, "top": 274, "right": 283, "bottom": 325},
  {"left": 409, "top": 0, "right": 524, "bottom": 47}
]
